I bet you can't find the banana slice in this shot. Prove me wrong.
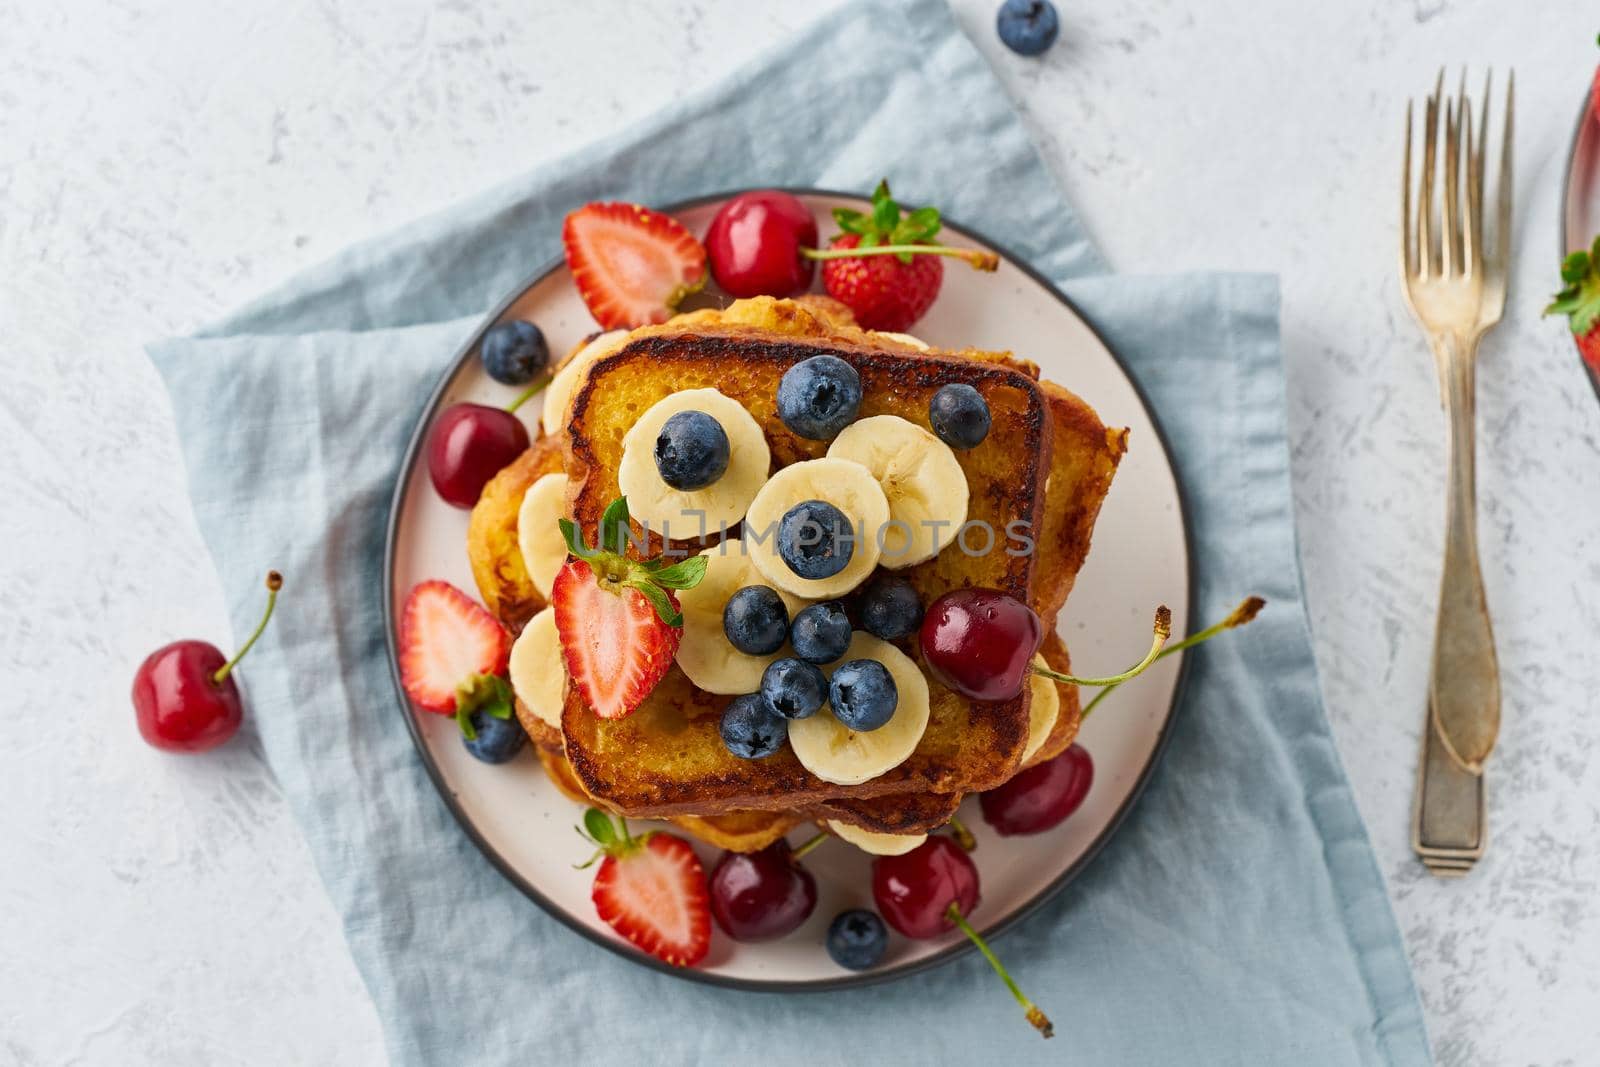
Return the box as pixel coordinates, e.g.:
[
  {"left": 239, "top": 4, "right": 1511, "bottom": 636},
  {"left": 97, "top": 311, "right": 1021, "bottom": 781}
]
[
  {"left": 508, "top": 607, "right": 565, "bottom": 728},
  {"left": 541, "top": 330, "right": 630, "bottom": 437},
  {"left": 827, "top": 820, "right": 927, "bottom": 856},
  {"left": 516, "top": 472, "right": 570, "bottom": 600},
  {"left": 789, "top": 633, "right": 930, "bottom": 786},
  {"left": 826, "top": 415, "right": 967, "bottom": 569},
  {"left": 1022, "top": 653, "right": 1060, "bottom": 764},
  {"left": 872, "top": 331, "right": 929, "bottom": 350},
  {"left": 674, "top": 539, "right": 807, "bottom": 695},
  {"left": 744, "top": 458, "right": 890, "bottom": 598},
  {"left": 617, "top": 389, "right": 770, "bottom": 540}
]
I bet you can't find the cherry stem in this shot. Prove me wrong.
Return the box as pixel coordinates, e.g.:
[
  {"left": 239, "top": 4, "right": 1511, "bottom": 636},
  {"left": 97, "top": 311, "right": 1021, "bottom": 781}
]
[
  {"left": 1079, "top": 597, "right": 1265, "bottom": 722},
  {"left": 799, "top": 243, "right": 1000, "bottom": 272},
  {"left": 946, "top": 815, "right": 976, "bottom": 852},
  {"left": 1031, "top": 605, "right": 1172, "bottom": 688},
  {"left": 790, "top": 831, "right": 829, "bottom": 860},
  {"left": 212, "top": 571, "right": 283, "bottom": 686},
  {"left": 945, "top": 903, "right": 1053, "bottom": 1039},
  {"left": 507, "top": 378, "right": 549, "bottom": 414}
]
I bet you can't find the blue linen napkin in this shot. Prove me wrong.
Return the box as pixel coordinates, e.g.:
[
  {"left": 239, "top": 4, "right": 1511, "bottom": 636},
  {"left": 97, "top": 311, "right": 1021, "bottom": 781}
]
[{"left": 149, "top": 0, "right": 1431, "bottom": 1063}]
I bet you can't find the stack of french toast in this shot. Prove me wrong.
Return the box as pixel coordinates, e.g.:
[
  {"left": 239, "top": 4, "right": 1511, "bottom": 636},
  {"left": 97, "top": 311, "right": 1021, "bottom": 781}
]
[{"left": 466, "top": 294, "right": 1125, "bottom": 854}]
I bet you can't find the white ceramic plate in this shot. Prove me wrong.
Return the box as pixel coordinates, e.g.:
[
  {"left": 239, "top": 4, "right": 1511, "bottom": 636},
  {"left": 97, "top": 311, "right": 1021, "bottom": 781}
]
[
  {"left": 1559, "top": 90, "right": 1600, "bottom": 404},
  {"left": 383, "top": 191, "right": 1193, "bottom": 989}
]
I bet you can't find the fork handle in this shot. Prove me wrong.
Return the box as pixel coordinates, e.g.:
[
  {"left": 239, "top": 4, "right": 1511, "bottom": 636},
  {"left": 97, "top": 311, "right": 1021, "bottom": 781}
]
[{"left": 1428, "top": 332, "right": 1501, "bottom": 773}]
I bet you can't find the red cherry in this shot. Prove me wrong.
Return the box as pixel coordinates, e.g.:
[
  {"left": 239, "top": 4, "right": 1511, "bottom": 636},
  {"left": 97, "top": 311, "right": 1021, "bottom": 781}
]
[
  {"left": 918, "top": 588, "right": 1042, "bottom": 702},
  {"left": 704, "top": 190, "right": 818, "bottom": 299},
  {"left": 708, "top": 839, "right": 818, "bottom": 942},
  {"left": 131, "top": 571, "right": 282, "bottom": 753},
  {"left": 871, "top": 835, "right": 980, "bottom": 940},
  {"left": 427, "top": 403, "right": 530, "bottom": 509},
  {"left": 980, "top": 744, "right": 1094, "bottom": 836}
]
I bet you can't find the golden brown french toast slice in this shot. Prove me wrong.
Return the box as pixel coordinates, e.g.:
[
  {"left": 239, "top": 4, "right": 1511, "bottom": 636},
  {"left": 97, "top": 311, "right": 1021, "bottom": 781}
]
[
  {"left": 466, "top": 435, "right": 565, "bottom": 632},
  {"left": 560, "top": 328, "right": 1051, "bottom": 816}
]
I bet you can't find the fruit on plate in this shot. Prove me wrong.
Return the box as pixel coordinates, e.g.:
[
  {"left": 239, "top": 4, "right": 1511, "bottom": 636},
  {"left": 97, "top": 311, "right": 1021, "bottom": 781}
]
[
  {"left": 704, "top": 189, "right": 819, "bottom": 298},
  {"left": 398, "top": 579, "right": 517, "bottom": 739},
  {"left": 1544, "top": 235, "right": 1600, "bottom": 374},
  {"left": 996, "top": 0, "right": 1060, "bottom": 57},
  {"left": 722, "top": 584, "right": 790, "bottom": 656},
  {"left": 719, "top": 691, "right": 789, "bottom": 759},
  {"left": 789, "top": 601, "right": 852, "bottom": 664},
  {"left": 708, "top": 836, "right": 823, "bottom": 942},
  {"left": 811, "top": 181, "right": 999, "bottom": 332},
  {"left": 760, "top": 657, "right": 828, "bottom": 720},
  {"left": 563, "top": 202, "right": 708, "bottom": 330},
  {"left": 616, "top": 388, "right": 771, "bottom": 537},
  {"left": 873, "top": 835, "right": 1053, "bottom": 1037},
  {"left": 427, "top": 383, "right": 544, "bottom": 509},
  {"left": 826, "top": 908, "right": 889, "bottom": 971},
  {"left": 919, "top": 587, "right": 1172, "bottom": 702},
  {"left": 508, "top": 607, "right": 565, "bottom": 729},
  {"left": 743, "top": 458, "right": 890, "bottom": 599},
  {"left": 827, "top": 659, "right": 898, "bottom": 732},
  {"left": 578, "top": 809, "right": 711, "bottom": 967},
  {"left": 776, "top": 355, "right": 862, "bottom": 441},
  {"left": 480, "top": 319, "right": 550, "bottom": 385},
  {"left": 515, "top": 472, "right": 570, "bottom": 601},
  {"left": 827, "top": 819, "right": 926, "bottom": 857},
  {"left": 927, "top": 383, "right": 992, "bottom": 450},
  {"left": 1021, "top": 654, "right": 1061, "bottom": 763},
  {"left": 675, "top": 540, "right": 805, "bottom": 695},
  {"left": 552, "top": 498, "right": 708, "bottom": 719},
  {"left": 542, "top": 329, "right": 629, "bottom": 437},
  {"left": 460, "top": 705, "right": 528, "bottom": 764},
  {"left": 857, "top": 573, "right": 924, "bottom": 641},
  {"left": 131, "top": 570, "right": 282, "bottom": 753},
  {"left": 788, "top": 633, "right": 930, "bottom": 785},
  {"left": 980, "top": 743, "right": 1094, "bottom": 836},
  {"left": 827, "top": 414, "right": 968, "bottom": 567}
]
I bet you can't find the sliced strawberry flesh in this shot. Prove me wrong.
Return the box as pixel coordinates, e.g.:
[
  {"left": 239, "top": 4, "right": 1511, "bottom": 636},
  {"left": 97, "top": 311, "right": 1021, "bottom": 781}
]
[
  {"left": 563, "top": 202, "right": 706, "bottom": 330},
  {"left": 398, "top": 580, "right": 509, "bottom": 713},
  {"left": 553, "top": 559, "right": 679, "bottom": 720},
  {"left": 592, "top": 835, "right": 711, "bottom": 967}
]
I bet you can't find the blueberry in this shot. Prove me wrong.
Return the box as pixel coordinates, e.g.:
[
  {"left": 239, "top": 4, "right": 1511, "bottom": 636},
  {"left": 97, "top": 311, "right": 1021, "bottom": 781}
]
[
  {"left": 760, "top": 657, "right": 828, "bottom": 720},
  {"left": 461, "top": 709, "right": 528, "bottom": 763},
  {"left": 858, "top": 574, "right": 923, "bottom": 641},
  {"left": 720, "top": 693, "right": 788, "bottom": 759},
  {"left": 826, "top": 909, "right": 888, "bottom": 971},
  {"left": 778, "top": 500, "right": 854, "bottom": 579},
  {"left": 654, "top": 410, "right": 730, "bottom": 490},
  {"left": 480, "top": 320, "right": 550, "bottom": 385},
  {"left": 777, "top": 355, "right": 862, "bottom": 440},
  {"left": 928, "top": 383, "right": 991, "bottom": 450},
  {"left": 828, "top": 659, "right": 898, "bottom": 731},
  {"left": 995, "top": 0, "right": 1059, "bottom": 57},
  {"left": 790, "top": 602, "right": 852, "bottom": 665},
  {"left": 723, "top": 585, "right": 789, "bottom": 656}
]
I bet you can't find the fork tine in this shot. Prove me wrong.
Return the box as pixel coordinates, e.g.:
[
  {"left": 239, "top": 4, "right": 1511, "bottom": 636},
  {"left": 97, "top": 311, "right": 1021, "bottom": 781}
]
[
  {"left": 1495, "top": 70, "right": 1513, "bottom": 271},
  {"left": 1444, "top": 96, "right": 1460, "bottom": 276},
  {"left": 1422, "top": 71, "right": 1441, "bottom": 276},
  {"left": 1462, "top": 95, "right": 1479, "bottom": 277},
  {"left": 1401, "top": 100, "right": 1415, "bottom": 277}
]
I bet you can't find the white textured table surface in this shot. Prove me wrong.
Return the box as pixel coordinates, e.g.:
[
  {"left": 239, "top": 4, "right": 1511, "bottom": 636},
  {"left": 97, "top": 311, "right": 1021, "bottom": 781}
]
[{"left": 5, "top": 1, "right": 1599, "bottom": 1063}]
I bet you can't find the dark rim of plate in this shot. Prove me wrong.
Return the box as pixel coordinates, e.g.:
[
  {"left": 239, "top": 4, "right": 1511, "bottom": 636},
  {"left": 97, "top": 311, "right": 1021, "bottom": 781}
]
[{"left": 381, "top": 188, "right": 1199, "bottom": 993}]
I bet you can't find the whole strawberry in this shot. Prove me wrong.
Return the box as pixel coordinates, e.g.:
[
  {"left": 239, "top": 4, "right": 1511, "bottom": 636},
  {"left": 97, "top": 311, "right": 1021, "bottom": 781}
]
[
  {"left": 1544, "top": 236, "right": 1600, "bottom": 374},
  {"left": 815, "top": 181, "right": 997, "bottom": 333},
  {"left": 552, "top": 497, "right": 708, "bottom": 720}
]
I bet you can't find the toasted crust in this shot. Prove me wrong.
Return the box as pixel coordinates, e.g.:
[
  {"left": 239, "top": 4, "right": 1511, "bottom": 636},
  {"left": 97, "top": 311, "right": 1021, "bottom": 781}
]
[
  {"left": 466, "top": 437, "right": 566, "bottom": 633},
  {"left": 809, "top": 791, "right": 963, "bottom": 835},
  {"left": 560, "top": 329, "right": 1051, "bottom": 816},
  {"left": 1032, "top": 380, "right": 1126, "bottom": 623}
]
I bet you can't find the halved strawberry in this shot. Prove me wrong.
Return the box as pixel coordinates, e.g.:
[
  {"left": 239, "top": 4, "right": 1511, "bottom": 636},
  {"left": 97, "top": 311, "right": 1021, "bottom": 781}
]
[
  {"left": 550, "top": 497, "right": 707, "bottom": 720},
  {"left": 1545, "top": 236, "right": 1600, "bottom": 374},
  {"left": 580, "top": 809, "right": 711, "bottom": 967},
  {"left": 563, "top": 202, "right": 707, "bottom": 330},
  {"left": 398, "top": 581, "right": 512, "bottom": 735}
]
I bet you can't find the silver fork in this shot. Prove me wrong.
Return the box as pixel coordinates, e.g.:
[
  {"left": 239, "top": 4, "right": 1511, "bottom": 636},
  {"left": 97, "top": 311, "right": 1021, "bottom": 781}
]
[{"left": 1399, "top": 70, "right": 1512, "bottom": 872}]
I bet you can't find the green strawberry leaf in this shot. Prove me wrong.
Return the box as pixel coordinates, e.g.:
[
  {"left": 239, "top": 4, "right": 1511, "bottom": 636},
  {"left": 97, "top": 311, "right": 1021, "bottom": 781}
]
[
  {"left": 833, "top": 208, "right": 869, "bottom": 234},
  {"left": 1561, "top": 251, "right": 1590, "bottom": 286},
  {"left": 599, "top": 496, "right": 632, "bottom": 555},
  {"left": 452, "top": 673, "right": 514, "bottom": 738},
  {"left": 583, "top": 807, "right": 616, "bottom": 847},
  {"left": 626, "top": 578, "right": 683, "bottom": 627},
  {"left": 646, "top": 554, "right": 709, "bottom": 589},
  {"left": 559, "top": 517, "right": 598, "bottom": 560},
  {"left": 872, "top": 189, "right": 901, "bottom": 234}
]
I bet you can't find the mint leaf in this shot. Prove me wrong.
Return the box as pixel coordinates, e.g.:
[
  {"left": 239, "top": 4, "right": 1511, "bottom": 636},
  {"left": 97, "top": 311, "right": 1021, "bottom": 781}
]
[{"left": 647, "top": 554, "right": 708, "bottom": 590}]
